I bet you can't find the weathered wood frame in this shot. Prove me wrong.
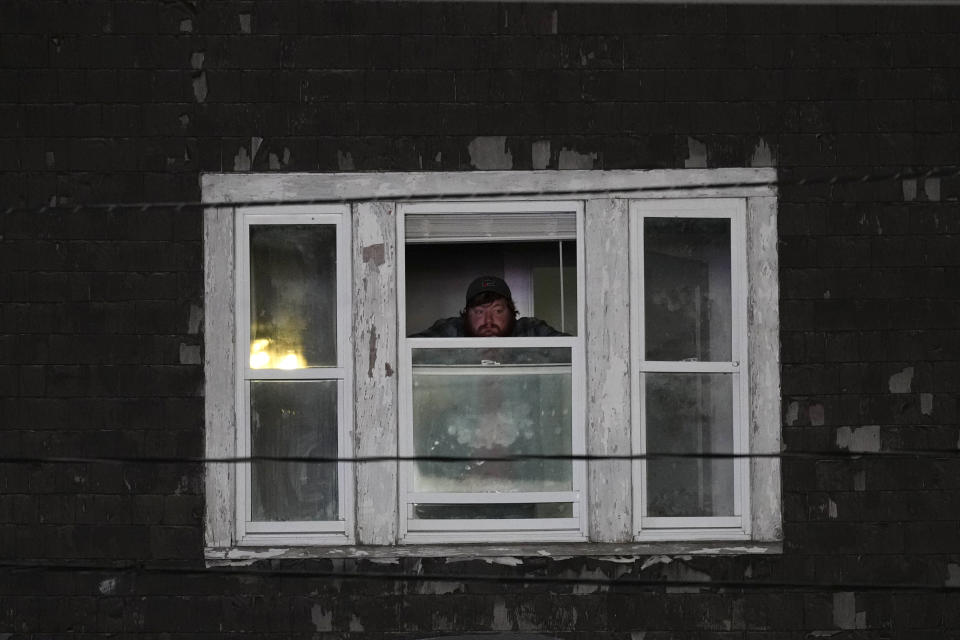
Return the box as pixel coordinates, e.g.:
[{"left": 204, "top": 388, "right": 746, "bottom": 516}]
[{"left": 203, "top": 169, "right": 781, "bottom": 558}]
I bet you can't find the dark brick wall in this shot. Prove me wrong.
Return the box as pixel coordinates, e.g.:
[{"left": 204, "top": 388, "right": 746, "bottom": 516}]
[{"left": 2, "top": 1, "right": 960, "bottom": 636}]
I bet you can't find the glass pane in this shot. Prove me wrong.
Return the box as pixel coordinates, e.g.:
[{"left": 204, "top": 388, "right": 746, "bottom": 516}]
[
  {"left": 250, "top": 381, "right": 339, "bottom": 521},
  {"left": 644, "top": 218, "right": 731, "bottom": 362},
  {"left": 414, "top": 503, "right": 573, "bottom": 520},
  {"left": 645, "top": 373, "right": 734, "bottom": 517},
  {"left": 250, "top": 224, "right": 337, "bottom": 369},
  {"left": 412, "top": 347, "right": 572, "bottom": 494}
]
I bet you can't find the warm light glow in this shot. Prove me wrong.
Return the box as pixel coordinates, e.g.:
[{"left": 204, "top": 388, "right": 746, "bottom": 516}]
[
  {"left": 249, "top": 339, "right": 307, "bottom": 370},
  {"left": 277, "top": 351, "right": 307, "bottom": 370}
]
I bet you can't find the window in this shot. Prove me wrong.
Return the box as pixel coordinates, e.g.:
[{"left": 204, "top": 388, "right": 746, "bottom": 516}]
[
  {"left": 398, "top": 201, "right": 586, "bottom": 543},
  {"left": 203, "top": 170, "right": 781, "bottom": 556}
]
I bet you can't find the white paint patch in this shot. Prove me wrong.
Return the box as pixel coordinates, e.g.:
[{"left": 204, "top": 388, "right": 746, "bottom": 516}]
[
  {"left": 268, "top": 153, "right": 281, "bottom": 170},
  {"left": 640, "top": 555, "right": 674, "bottom": 571},
  {"left": 631, "top": 633, "right": 646, "bottom": 640},
  {"left": 481, "top": 556, "right": 523, "bottom": 567},
  {"left": 367, "top": 557, "right": 400, "bottom": 565},
  {"left": 337, "top": 150, "right": 355, "bottom": 171},
  {"left": 179, "top": 343, "right": 201, "bottom": 365},
  {"left": 45, "top": 151, "right": 55, "bottom": 168},
  {"left": 98, "top": 578, "right": 118, "bottom": 594},
  {"left": 750, "top": 138, "right": 775, "bottom": 167},
  {"left": 468, "top": 136, "right": 513, "bottom": 170},
  {"left": 250, "top": 137, "right": 262, "bottom": 161},
  {"left": 946, "top": 563, "right": 960, "bottom": 586},
  {"left": 809, "top": 632, "right": 840, "bottom": 638},
  {"left": 836, "top": 425, "right": 880, "bottom": 453},
  {"left": 190, "top": 52, "right": 205, "bottom": 70},
  {"left": 224, "top": 547, "right": 288, "bottom": 565},
  {"left": 491, "top": 597, "right": 511, "bottom": 630},
  {"left": 311, "top": 604, "right": 332, "bottom": 632},
  {"left": 419, "top": 580, "right": 460, "bottom": 595},
  {"left": 854, "top": 470, "right": 866, "bottom": 492},
  {"left": 239, "top": 13, "right": 251, "bottom": 33},
  {"left": 833, "top": 592, "right": 856, "bottom": 629},
  {"left": 925, "top": 177, "right": 941, "bottom": 201},
  {"left": 809, "top": 403, "right": 825, "bottom": 426},
  {"left": 233, "top": 147, "right": 251, "bottom": 171},
  {"left": 685, "top": 137, "right": 708, "bottom": 168},
  {"left": 903, "top": 179, "right": 917, "bottom": 201},
  {"left": 889, "top": 366, "right": 914, "bottom": 393},
  {"left": 828, "top": 498, "right": 838, "bottom": 519},
  {"left": 188, "top": 304, "right": 203, "bottom": 334},
  {"left": 192, "top": 72, "right": 207, "bottom": 103},
  {"left": 348, "top": 614, "right": 363, "bottom": 631},
  {"left": 558, "top": 147, "right": 597, "bottom": 169},
  {"left": 785, "top": 401, "right": 799, "bottom": 426},
  {"left": 920, "top": 393, "right": 934, "bottom": 415},
  {"left": 179, "top": 19, "right": 193, "bottom": 33},
  {"left": 532, "top": 140, "right": 551, "bottom": 170},
  {"left": 551, "top": 9, "right": 558, "bottom": 33}
]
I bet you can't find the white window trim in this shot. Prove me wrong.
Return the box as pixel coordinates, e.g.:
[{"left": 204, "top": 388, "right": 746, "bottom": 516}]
[
  {"left": 202, "top": 169, "right": 781, "bottom": 559},
  {"left": 396, "top": 200, "right": 588, "bottom": 544},
  {"left": 630, "top": 198, "right": 751, "bottom": 541}
]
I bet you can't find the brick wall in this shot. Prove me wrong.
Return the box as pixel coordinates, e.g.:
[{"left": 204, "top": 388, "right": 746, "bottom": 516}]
[{"left": 2, "top": 1, "right": 959, "bottom": 636}]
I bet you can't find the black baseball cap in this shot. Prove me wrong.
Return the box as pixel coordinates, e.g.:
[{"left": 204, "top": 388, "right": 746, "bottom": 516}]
[{"left": 465, "top": 275, "right": 512, "bottom": 306}]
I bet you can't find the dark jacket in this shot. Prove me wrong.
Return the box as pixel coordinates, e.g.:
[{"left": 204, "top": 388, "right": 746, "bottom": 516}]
[{"left": 410, "top": 316, "right": 566, "bottom": 337}]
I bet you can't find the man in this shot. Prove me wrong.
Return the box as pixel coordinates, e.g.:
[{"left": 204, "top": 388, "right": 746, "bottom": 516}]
[{"left": 411, "top": 275, "right": 564, "bottom": 337}]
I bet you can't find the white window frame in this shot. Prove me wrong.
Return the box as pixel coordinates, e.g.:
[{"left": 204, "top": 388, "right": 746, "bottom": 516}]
[
  {"left": 232, "top": 205, "right": 354, "bottom": 546},
  {"left": 202, "top": 169, "right": 781, "bottom": 559},
  {"left": 630, "top": 198, "right": 750, "bottom": 541},
  {"left": 397, "top": 200, "right": 587, "bottom": 544}
]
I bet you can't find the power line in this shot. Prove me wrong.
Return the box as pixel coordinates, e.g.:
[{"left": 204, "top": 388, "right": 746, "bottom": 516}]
[
  {"left": 3, "top": 165, "right": 959, "bottom": 215},
  {"left": 2, "top": 561, "right": 958, "bottom": 593},
  {"left": 0, "top": 449, "right": 956, "bottom": 466}
]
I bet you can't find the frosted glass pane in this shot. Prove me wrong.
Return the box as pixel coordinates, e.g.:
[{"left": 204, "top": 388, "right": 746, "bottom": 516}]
[
  {"left": 645, "top": 373, "right": 734, "bottom": 517},
  {"left": 250, "top": 381, "right": 338, "bottom": 521},
  {"left": 412, "top": 348, "right": 572, "bottom": 494},
  {"left": 645, "top": 218, "right": 731, "bottom": 362},
  {"left": 249, "top": 224, "right": 337, "bottom": 369}
]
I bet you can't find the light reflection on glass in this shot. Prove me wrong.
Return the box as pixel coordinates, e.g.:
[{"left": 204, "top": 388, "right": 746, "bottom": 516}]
[{"left": 249, "top": 338, "right": 307, "bottom": 370}]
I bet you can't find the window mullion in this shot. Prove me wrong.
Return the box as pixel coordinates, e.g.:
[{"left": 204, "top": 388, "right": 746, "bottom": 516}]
[
  {"left": 353, "top": 201, "right": 400, "bottom": 545},
  {"left": 585, "top": 197, "right": 632, "bottom": 543}
]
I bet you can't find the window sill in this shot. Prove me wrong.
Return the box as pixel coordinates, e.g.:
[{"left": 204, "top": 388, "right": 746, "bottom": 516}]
[{"left": 204, "top": 541, "right": 782, "bottom": 566}]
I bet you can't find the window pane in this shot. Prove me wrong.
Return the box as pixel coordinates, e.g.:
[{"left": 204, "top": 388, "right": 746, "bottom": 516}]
[
  {"left": 412, "top": 348, "right": 572, "bottom": 494},
  {"left": 414, "top": 503, "right": 573, "bottom": 520},
  {"left": 644, "top": 218, "right": 731, "bottom": 362},
  {"left": 645, "top": 373, "right": 734, "bottom": 517},
  {"left": 249, "top": 224, "right": 337, "bottom": 369},
  {"left": 250, "top": 381, "right": 338, "bottom": 521}
]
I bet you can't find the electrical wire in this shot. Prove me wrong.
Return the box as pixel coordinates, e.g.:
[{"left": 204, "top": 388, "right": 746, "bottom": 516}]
[{"left": 1, "top": 561, "right": 958, "bottom": 593}]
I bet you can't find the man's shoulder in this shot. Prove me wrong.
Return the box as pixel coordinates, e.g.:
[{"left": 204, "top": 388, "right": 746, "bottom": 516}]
[
  {"left": 410, "top": 317, "right": 465, "bottom": 337},
  {"left": 512, "top": 317, "right": 566, "bottom": 337}
]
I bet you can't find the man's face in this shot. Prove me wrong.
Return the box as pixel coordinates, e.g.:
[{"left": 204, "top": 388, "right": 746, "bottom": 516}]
[{"left": 465, "top": 298, "right": 514, "bottom": 337}]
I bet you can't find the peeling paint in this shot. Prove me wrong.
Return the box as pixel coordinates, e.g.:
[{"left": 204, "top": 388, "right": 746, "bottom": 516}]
[
  {"left": 925, "top": 177, "right": 941, "bottom": 201},
  {"left": 362, "top": 243, "right": 386, "bottom": 267},
  {"left": 854, "top": 470, "right": 866, "bottom": 491},
  {"left": 192, "top": 71, "right": 207, "bottom": 103},
  {"left": 233, "top": 147, "right": 251, "bottom": 172},
  {"left": 250, "top": 137, "right": 262, "bottom": 161},
  {"left": 889, "top": 366, "right": 913, "bottom": 393},
  {"left": 558, "top": 147, "right": 597, "bottom": 169},
  {"left": 903, "top": 178, "right": 918, "bottom": 201},
  {"left": 179, "top": 343, "right": 201, "bottom": 365},
  {"left": 468, "top": 136, "right": 513, "bottom": 170},
  {"left": 809, "top": 403, "right": 825, "bottom": 426},
  {"left": 190, "top": 51, "right": 204, "bottom": 70},
  {"left": 828, "top": 497, "right": 838, "bottom": 519},
  {"left": 482, "top": 556, "right": 524, "bottom": 567},
  {"left": 384, "top": 362, "right": 394, "bottom": 377},
  {"left": 367, "top": 326, "right": 379, "bottom": 378},
  {"left": 188, "top": 304, "right": 203, "bottom": 334},
  {"left": 684, "top": 137, "right": 708, "bottom": 168},
  {"left": 833, "top": 592, "right": 865, "bottom": 630},
  {"left": 224, "top": 547, "right": 288, "bottom": 565},
  {"left": 268, "top": 153, "right": 281, "bottom": 170},
  {"left": 640, "top": 555, "right": 674, "bottom": 571},
  {"left": 750, "top": 138, "right": 775, "bottom": 167},
  {"left": 532, "top": 140, "right": 551, "bottom": 170},
  {"left": 179, "top": 113, "right": 190, "bottom": 128},
  {"left": 179, "top": 18, "right": 193, "bottom": 32},
  {"left": 311, "top": 604, "right": 332, "bottom": 632},
  {"left": 45, "top": 151, "right": 55, "bottom": 168},
  {"left": 946, "top": 563, "right": 960, "bottom": 586},
  {"left": 239, "top": 12, "right": 251, "bottom": 33},
  {"left": 785, "top": 401, "right": 799, "bottom": 426},
  {"left": 631, "top": 633, "right": 646, "bottom": 640},
  {"left": 836, "top": 425, "right": 880, "bottom": 452},
  {"left": 920, "top": 393, "right": 933, "bottom": 415},
  {"left": 337, "top": 150, "right": 355, "bottom": 170},
  {"left": 491, "top": 597, "right": 512, "bottom": 630},
  {"left": 98, "top": 578, "right": 118, "bottom": 594}
]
